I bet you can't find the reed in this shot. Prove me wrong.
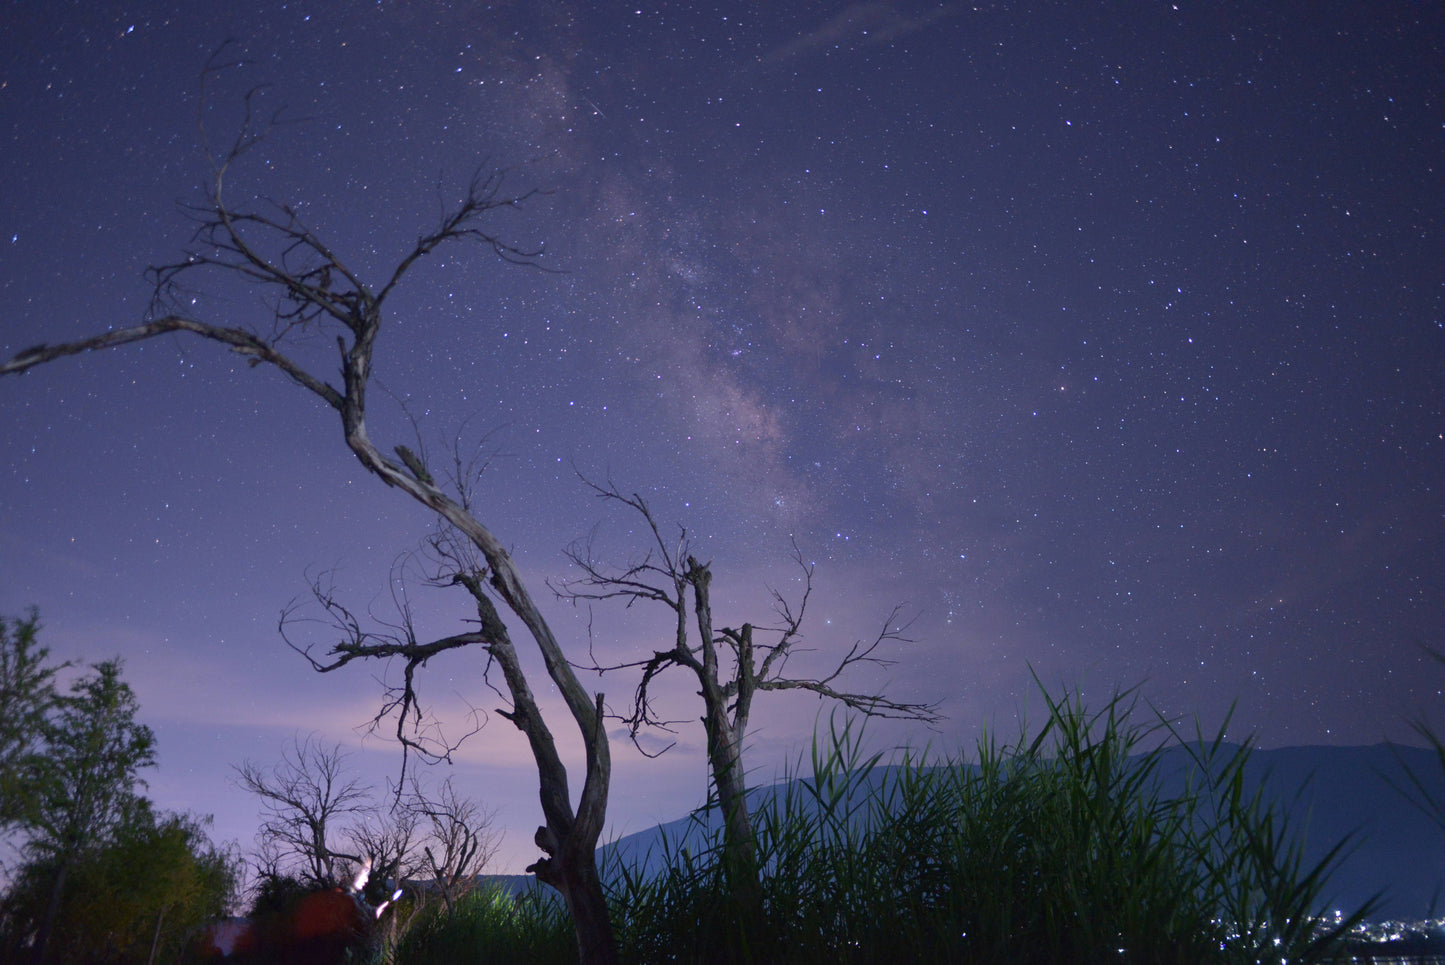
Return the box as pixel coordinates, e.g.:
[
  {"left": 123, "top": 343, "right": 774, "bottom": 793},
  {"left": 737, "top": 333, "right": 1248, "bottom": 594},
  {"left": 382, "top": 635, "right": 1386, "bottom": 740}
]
[
  {"left": 398, "top": 685, "right": 1367, "bottom": 964},
  {"left": 394, "top": 883, "right": 572, "bottom": 965}
]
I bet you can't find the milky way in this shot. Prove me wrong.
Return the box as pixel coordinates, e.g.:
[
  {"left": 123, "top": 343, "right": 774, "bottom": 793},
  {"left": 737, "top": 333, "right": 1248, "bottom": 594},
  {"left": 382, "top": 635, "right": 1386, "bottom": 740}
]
[{"left": 1, "top": 2, "right": 1441, "bottom": 871}]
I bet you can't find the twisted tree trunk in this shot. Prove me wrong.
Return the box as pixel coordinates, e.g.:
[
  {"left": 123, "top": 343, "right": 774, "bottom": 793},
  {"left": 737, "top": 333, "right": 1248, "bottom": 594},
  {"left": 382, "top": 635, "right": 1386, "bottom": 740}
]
[{"left": 1, "top": 147, "right": 620, "bottom": 962}]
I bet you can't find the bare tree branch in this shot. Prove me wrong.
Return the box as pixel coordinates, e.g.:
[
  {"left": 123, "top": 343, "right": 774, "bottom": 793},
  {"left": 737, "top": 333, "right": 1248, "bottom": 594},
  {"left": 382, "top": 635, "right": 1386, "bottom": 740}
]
[
  {"left": 348, "top": 805, "right": 423, "bottom": 893},
  {"left": 235, "top": 736, "right": 373, "bottom": 888},
  {"left": 279, "top": 565, "right": 489, "bottom": 784},
  {"left": 0, "top": 317, "right": 344, "bottom": 407},
  {"left": 553, "top": 477, "right": 942, "bottom": 879},
  {"left": 347, "top": 805, "right": 425, "bottom": 957},
  {"left": 3, "top": 56, "right": 618, "bottom": 963},
  {"left": 408, "top": 776, "right": 502, "bottom": 917}
]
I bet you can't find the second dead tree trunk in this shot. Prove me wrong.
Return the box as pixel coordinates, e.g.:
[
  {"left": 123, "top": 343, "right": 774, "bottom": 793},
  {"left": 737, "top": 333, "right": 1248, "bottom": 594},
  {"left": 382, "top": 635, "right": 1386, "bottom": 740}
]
[{"left": 560, "top": 482, "right": 942, "bottom": 897}]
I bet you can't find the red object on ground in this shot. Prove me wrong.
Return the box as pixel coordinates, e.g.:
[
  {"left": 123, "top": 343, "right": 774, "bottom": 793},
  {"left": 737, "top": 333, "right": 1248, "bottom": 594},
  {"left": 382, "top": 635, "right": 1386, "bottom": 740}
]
[
  {"left": 290, "top": 887, "right": 370, "bottom": 941},
  {"left": 191, "top": 886, "right": 378, "bottom": 963}
]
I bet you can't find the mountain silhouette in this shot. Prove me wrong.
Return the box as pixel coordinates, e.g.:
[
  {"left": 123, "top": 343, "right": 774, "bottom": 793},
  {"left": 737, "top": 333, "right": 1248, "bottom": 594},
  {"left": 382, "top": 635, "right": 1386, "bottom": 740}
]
[{"left": 585, "top": 742, "right": 1445, "bottom": 921}]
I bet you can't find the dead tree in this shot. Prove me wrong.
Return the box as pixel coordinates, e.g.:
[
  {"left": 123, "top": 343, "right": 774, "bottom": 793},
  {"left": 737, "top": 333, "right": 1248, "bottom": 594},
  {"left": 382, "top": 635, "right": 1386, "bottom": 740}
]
[
  {"left": 558, "top": 480, "right": 942, "bottom": 875},
  {"left": 347, "top": 806, "right": 423, "bottom": 896},
  {"left": 0, "top": 57, "right": 617, "bottom": 964},
  {"left": 236, "top": 736, "right": 374, "bottom": 889},
  {"left": 348, "top": 806, "right": 423, "bottom": 955},
  {"left": 408, "top": 776, "right": 502, "bottom": 917}
]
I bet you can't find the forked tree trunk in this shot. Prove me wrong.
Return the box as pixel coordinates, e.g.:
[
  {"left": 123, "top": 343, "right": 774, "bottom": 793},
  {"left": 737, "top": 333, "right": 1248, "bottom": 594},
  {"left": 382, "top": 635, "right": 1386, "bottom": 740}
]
[
  {"left": 0, "top": 147, "right": 625, "bottom": 963},
  {"left": 689, "top": 563, "right": 761, "bottom": 911},
  {"left": 454, "top": 574, "right": 618, "bottom": 965},
  {"left": 705, "top": 707, "right": 757, "bottom": 874}
]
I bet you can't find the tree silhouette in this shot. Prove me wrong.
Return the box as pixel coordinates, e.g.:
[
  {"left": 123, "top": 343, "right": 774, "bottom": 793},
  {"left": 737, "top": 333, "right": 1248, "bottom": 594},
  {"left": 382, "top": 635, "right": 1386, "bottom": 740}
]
[
  {"left": 0, "top": 610, "right": 67, "bottom": 832},
  {"left": 1, "top": 52, "right": 616, "bottom": 963},
  {"left": 236, "top": 737, "right": 374, "bottom": 889},
  {"left": 409, "top": 776, "right": 501, "bottom": 917},
  {"left": 22, "top": 661, "right": 157, "bottom": 964},
  {"left": 558, "top": 480, "right": 941, "bottom": 878}
]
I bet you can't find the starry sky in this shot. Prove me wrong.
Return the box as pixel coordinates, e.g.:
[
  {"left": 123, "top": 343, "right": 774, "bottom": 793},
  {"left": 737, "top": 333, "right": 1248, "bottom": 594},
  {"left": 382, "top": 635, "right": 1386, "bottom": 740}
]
[{"left": 1, "top": 1, "right": 1442, "bottom": 875}]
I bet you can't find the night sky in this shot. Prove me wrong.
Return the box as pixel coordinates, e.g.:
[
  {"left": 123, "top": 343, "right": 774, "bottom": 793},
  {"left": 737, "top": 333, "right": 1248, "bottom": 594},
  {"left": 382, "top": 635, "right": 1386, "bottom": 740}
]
[{"left": 2, "top": 2, "right": 1442, "bottom": 874}]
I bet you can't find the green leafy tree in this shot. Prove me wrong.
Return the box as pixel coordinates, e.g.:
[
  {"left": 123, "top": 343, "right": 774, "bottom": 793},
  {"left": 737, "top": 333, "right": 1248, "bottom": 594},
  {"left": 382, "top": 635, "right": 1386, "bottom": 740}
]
[
  {"left": 0, "top": 621, "right": 231, "bottom": 965},
  {"left": 0, "top": 611, "right": 67, "bottom": 831},
  {"left": 4, "top": 803, "right": 239, "bottom": 965},
  {"left": 22, "top": 659, "right": 157, "bottom": 963}
]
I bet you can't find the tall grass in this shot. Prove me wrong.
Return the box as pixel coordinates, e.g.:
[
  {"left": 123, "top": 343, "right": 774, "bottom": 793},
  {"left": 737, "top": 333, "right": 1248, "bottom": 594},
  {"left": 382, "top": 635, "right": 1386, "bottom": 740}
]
[
  {"left": 397, "top": 687, "right": 1368, "bottom": 965},
  {"left": 394, "top": 884, "right": 572, "bottom": 965}
]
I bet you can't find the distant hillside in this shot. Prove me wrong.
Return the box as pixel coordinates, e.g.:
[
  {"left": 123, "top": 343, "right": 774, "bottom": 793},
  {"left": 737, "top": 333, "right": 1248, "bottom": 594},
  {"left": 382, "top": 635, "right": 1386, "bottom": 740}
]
[
  {"left": 1155, "top": 743, "right": 1445, "bottom": 920},
  {"left": 588, "top": 742, "right": 1445, "bottom": 921}
]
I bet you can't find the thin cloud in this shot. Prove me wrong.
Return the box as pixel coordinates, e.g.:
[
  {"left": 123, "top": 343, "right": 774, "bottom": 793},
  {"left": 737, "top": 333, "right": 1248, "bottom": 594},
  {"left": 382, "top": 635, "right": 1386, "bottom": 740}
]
[{"left": 757, "top": 3, "right": 962, "bottom": 68}]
